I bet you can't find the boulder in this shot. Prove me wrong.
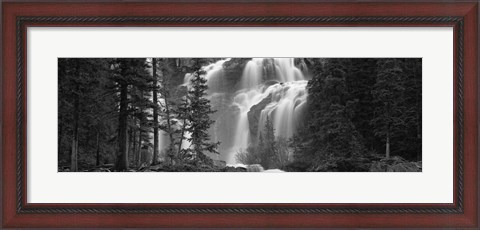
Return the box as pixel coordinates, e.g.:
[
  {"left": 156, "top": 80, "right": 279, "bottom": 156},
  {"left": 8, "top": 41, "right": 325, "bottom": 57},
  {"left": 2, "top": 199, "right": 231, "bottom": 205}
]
[
  {"left": 222, "top": 166, "right": 247, "bottom": 172},
  {"left": 223, "top": 166, "right": 237, "bottom": 172},
  {"left": 264, "top": 169, "right": 285, "bottom": 173},
  {"left": 262, "top": 58, "right": 277, "bottom": 80},
  {"left": 213, "top": 159, "right": 227, "bottom": 168},
  {"left": 149, "top": 164, "right": 165, "bottom": 171},
  {"left": 264, "top": 80, "right": 280, "bottom": 87},
  {"left": 247, "top": 164, "right": 264, "bottom": 172}
]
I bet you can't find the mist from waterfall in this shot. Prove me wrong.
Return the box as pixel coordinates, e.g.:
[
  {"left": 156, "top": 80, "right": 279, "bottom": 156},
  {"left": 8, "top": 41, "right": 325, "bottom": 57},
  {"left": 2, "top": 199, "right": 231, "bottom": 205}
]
[{"left": 182, "top": 58, "right": 308, "bottom": 164}]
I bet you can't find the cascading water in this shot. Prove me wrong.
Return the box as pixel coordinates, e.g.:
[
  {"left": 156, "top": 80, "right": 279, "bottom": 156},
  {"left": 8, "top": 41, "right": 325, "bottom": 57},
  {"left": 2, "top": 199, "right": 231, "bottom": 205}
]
[
  {"left": 240, "top": 58, "right": 264, "bottom": 89},
  {"left": 257, "top": 81, "right": 307, "bottom": 141},
  {"left": 182, "top": 58, "right": 308, "bottom": 164}
]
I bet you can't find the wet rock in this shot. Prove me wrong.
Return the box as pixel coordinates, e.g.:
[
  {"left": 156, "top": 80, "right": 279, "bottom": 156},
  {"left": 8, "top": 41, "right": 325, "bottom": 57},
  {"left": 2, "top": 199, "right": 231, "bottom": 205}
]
[
  {"left": 264, "top": 80, "right": 280, "bottom": 87},
  {"left": 223, "top": 166, "right": 236, "bottom": 172},
  {"left": 223, "top": 166, "right": 247, "bottom": 172},
  {"left": 262, "top": 58, "right": 277, "bottom": 80},
  {"left": 247, "top": 164, "right": 264, "bottom": 172},
  {"left": 137, "top": 162, "right": 149, "bottom": 171},
  {"left": 264, "top": 169, "right": 285, "bottom": 173},
  {"left": 294, "top": 58, "right": 309, "bottom": 74},
  {"left": 247, "top": 95, "right": 272, "bottom": 142},
  {"left": 213, "top": 160, "right": 226, "bottom": 168},
  {"left": 149, "top": 164, "right": 164, "bottom": 171}
]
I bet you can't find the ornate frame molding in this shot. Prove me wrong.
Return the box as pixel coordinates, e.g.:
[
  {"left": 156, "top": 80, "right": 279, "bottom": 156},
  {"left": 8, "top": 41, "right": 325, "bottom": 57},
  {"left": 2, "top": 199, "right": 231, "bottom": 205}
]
[{"left": 16, "top": 16, "right": 464, "bottom": 214}]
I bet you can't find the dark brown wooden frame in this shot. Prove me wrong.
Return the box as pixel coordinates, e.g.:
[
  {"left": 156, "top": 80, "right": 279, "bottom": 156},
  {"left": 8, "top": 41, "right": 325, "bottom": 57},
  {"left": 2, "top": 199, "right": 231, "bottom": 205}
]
[{"left": 1, "top": 1, "right": 478, "bottom": 228}]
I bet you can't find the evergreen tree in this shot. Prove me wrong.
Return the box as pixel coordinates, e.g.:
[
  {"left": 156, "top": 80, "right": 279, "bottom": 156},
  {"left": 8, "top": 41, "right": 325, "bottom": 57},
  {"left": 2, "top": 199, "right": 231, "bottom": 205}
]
[
  {"left": 346, "top": 59, "right": 379, "bottom": 152},
  {"left": 258, "top": 115, "right": 277, "bottom": 169},
  {"left": 185, "top": 70, "right": 220, "bottom": 164},
  {"left": 58, "top": 57, "right": 422, "bottom": 172},
  {"left": 151, "top": 58, "right": 160, "bottom": 165},
  {"left": 157, "top": 58, "right": 180, "bottom": 162},
  {"left": 305, "top": 59, "right": 363, "bottom": 161},
  {"left": 274, "top": 136, "right": 290, "bottom": 169},
  {"left": 401, "top": 58, "right": 422, "bottom": 160},
  {"left": 110, "top": 58, "right": 152, "bottom": 171},
  {"left": 235, "top": 146, "right": 261, "bottom": 165},
  {"left": 371, "top": 59, "right": 407, "bottom": 158},
  {"left": 175, "top": 96, "right": 190, "bottom": 162},
  {"left": 58, "top": 58, "right": 115, "bottom": 171}
]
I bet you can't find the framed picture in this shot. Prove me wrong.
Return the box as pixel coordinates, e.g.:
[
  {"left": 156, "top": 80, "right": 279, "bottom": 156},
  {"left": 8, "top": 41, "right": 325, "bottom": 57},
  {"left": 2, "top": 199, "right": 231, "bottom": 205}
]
[{"left": 2, "top": 1, "right": 478, "bottom": 228}]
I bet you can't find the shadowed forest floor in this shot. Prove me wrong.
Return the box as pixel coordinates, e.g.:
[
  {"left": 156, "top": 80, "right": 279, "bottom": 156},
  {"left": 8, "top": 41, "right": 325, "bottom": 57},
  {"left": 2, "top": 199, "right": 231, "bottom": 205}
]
[{"left": 59, "top": 154, "right": 421, "bottom": 172}]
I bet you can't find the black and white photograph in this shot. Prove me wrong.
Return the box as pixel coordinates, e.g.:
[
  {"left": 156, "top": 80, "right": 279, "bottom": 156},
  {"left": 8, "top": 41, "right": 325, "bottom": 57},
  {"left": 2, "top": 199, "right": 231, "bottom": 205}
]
[{"left": 58, "top": 58, "right": 422, "bottom": 172}]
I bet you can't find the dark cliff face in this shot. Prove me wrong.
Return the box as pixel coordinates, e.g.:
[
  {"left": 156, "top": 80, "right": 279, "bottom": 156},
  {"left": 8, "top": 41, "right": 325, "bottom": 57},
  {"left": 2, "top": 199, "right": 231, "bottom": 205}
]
[
  {"left": 246, "top": 94, "right": 272, "bottom": 144},
  {"left": 223, "top": 58, "right": 250, "bottom": 75}
]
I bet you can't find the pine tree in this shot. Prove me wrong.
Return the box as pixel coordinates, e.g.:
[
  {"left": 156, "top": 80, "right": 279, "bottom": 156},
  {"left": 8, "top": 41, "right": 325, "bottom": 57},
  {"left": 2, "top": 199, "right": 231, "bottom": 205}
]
[
  {"left": 58, "top": 58, "right": 115, "bottom": 171},
  {"left": 185, "top": 70, "right": 220, "bottom": 164},
  {"left": 111, "top": 58, "right": 152, "bottom": 171},
  {"left": 274, "top": 136, "right": 290, "bottom": 169},
  {"left": 345, "top": 59, "right": 379, "bottom": 152},
  {"left": 371, "top": 59, "right": 407, "bottom": 158},
  {"left": 258, "top": 115, "right": 277, "bottom": 169},
  {"left": 114, "top": 60, "right": 129, "bottom": 171},
  {"left": 400, "top": 58, "right": 422, "bottom": 160},
  {"left": 175, "top": 96, "right": 190, "bottom": 162},
  {"left": 305, "top": 59, "right": 363, "bottom": 161},
  {"left": 157, "top": 59, "right": 179, "bottom": 162},
  {"left": 151, "top": 58, "right": 160, "bottom": 165}
]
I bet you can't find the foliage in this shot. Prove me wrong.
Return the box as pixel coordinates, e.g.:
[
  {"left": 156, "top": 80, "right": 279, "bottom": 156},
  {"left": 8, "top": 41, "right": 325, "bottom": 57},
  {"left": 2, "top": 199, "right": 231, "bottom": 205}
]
[
  {"left": 58, "top": 58, "right": 118, "bottom": 171},
  {"left": 305, "top": 59, "right": 364, "bottom": 160},
  {"left": 257, "top": 115, "right": 277, "bottom": 169},
  {"left": 185, "top": 70, "right": 220, "bottom": 164},
  {"left": 58, "top": 58, "right": 421, "bottom": 172},
  {"left": 235, "top": 146, "right": 261, "bottom": 165},
  {"left": 291, "top": 58, "right": 422, "bottom": 171},
  {"left": 236, "top": 116, "right": 292, "bottom": 169},
  {"left": 273, "top": 136, "right": 291, "bottom": 169}
]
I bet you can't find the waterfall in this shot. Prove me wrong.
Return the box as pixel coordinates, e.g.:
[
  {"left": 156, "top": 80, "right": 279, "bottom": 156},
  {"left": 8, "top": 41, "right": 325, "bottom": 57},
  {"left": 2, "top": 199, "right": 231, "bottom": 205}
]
[
  {"left": 183, "top": 58, "right": 231, "bottom": 93},
  {"left": 240, "top": 58, "right": 263, "bottom": 89},
  {"left": 182, "top": 58, "right": 308, "bottom": 164},
  {"left": 257, "top": 81, "right": 307, "bottom": 140}
]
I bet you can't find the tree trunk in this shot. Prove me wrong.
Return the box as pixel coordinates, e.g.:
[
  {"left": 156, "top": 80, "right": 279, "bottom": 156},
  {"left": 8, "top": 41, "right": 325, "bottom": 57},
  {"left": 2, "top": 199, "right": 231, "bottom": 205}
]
[
  {"left": 177, "top": 117, "right": 187, "bottom": 164},
  {"left": 386, "top": 103, "right": 391, "bottom": 159},
  {"left": 131, "top": 129, "right": 136, "bottom": 167},
  {"left": 128, "top": 127, "right": 133, "bottom": 165},
  {"left": 95, "top": 131, "right": 100, "bottom": 166},
  {"left": 70, "top": 80, "right": 80, "bottom": 172},
  {"left": 138, "top": 125, "right": 143, "bottom": 166},
  {"left": 416, "top": 111, "right": 421, "bottom": 139},
  {"left": 115, "top": 83, "right": 129, "bottom": 171},
  {"left": 176, "top": 98, "right": 189, "bottom": 164},
  {"left": 385, "top": 133, "right": 390, "bottom": 158},
  {"left": 58, "top": 121, "right": 63, "bottom": 159},
  {"left": 164, "top": 95, "right": 175, "bottom": 157},
  {"left": 138, "top": 90, "right": 146, "bottom": 165},
  {"left": 152, "top": 58, "right": 159, "bottom": 165}
]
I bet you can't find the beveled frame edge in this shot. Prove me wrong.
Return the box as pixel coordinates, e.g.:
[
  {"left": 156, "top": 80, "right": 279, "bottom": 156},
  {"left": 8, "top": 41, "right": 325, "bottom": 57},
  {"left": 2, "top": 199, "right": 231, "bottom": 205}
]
[{"left": 15, "top": 16, "right": 464, "bottom": 214}]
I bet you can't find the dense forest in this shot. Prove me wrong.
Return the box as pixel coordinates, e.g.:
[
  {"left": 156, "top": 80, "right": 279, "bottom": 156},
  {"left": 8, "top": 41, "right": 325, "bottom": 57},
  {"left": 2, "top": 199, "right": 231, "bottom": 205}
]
[{"left": 58, "top": 58, "right": 421, "bottom": 172}]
